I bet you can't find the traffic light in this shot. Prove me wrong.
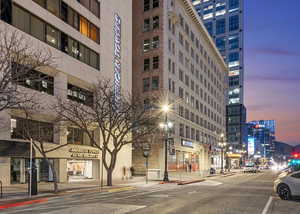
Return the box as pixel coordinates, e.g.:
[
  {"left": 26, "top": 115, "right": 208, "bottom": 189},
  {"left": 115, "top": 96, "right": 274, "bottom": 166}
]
[{"left": 292, "top": 153, "right": 299, "bottom": 159}]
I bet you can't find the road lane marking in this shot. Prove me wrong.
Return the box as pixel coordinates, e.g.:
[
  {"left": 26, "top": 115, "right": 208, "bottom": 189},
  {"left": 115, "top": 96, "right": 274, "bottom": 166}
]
[
  {"left": 262, "top": 196, "right": 273, "bottom": 214},
  {"left": 108, "top": 186, "right": 136, "bottom": 193}
]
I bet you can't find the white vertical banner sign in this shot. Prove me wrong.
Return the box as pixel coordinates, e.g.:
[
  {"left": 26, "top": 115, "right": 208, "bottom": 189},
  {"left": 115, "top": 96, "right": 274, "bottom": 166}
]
[{"left": 114, "top": 13, "right": 122, "bottom": 105}]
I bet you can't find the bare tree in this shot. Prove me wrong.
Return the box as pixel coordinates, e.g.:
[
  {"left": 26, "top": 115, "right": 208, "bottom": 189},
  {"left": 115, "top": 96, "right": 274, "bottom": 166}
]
[
  {"left": 13, "top": 103, "right": 67, "bottom": 193},
  {"left": 0, "top": 28, "right": 53, "bottom": 112},
  {"left": 55, "top": 79, "right": 161, "bottom": 186}
]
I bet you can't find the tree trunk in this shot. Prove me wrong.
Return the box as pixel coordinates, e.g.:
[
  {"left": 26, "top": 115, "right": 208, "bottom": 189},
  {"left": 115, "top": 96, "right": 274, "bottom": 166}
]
[
  {"left": 106, "top": 169, "right": 113, "bottom": 186},
  {"left": 46, "top": 159, "right": 58, "bottom": 193},
  {"left": 105, "top": 152, "right": 117, "bottom": 186}
]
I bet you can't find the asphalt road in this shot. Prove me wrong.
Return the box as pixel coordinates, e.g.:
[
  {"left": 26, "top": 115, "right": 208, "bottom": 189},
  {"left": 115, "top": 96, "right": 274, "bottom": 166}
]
[{"left": 2, "top": 171, "right": 300, "bottom": 214}]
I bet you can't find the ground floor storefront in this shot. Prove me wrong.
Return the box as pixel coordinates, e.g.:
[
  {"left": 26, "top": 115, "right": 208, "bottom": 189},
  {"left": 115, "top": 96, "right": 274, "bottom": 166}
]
[
  {"left": 0, "top": 141, "right": 132, "bottom": 186},
  {"left": 132, "top": 138, "right": 212, "bottom": 178}
]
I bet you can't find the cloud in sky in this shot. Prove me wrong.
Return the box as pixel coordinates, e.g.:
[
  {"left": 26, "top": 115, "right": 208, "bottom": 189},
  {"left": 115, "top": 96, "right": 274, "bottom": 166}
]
[
  {"left": 249, "top": 47, "right": 300, "bottom": 57},
  {"left": 247, "top": 75, "right": 300, "bottom": 82}
]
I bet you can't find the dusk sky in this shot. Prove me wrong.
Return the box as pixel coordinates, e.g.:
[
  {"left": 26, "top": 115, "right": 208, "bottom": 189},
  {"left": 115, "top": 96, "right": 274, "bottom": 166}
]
[{"left": 245, "top": 0, "right": 300, "bottom": 146}]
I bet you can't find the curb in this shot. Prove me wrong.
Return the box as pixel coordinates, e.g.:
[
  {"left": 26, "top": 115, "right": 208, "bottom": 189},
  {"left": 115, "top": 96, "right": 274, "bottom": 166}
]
[{"left": 177, "top": 179, "right": 205, "bottom": 185}]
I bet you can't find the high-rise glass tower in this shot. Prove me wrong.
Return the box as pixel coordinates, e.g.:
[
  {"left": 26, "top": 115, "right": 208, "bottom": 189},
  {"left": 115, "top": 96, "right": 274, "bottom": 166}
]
[{"left": 191, "top": 0, "right": 246, "bottom": 153}]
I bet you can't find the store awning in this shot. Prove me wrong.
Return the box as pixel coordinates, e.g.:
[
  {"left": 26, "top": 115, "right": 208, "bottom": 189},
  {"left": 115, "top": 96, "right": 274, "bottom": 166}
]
[{"left": 0, "top": 140, "right": 34, "bottom": 158}]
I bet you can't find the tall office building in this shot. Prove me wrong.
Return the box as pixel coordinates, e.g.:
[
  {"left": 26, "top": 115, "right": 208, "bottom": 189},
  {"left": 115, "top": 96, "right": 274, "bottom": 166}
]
[
  {"left": 0, "top": 0, "right": 132, "bottom": 186},
  {"left": 132, "top": 0, "right": 228, "bottom": 177},
  {"left": 191, "top": 0, "right": 246, "bottom": 155},
  {"left": 247, "top": 120, "right": 276, "bottom": 160}
]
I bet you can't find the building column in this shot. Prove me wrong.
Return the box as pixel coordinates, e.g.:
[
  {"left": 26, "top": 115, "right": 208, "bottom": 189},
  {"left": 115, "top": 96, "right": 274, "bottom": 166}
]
[{"left": 0, "top": 157, "right": 10, "bottom": 186}]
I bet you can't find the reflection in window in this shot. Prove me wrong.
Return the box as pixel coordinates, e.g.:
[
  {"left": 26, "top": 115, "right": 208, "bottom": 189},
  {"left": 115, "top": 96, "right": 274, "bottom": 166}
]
[
  {"left": 228, "top": 34, "right": 239, "bottom": 50},
  {"left": 47, "top": 0, "right": 60, "bottom": 16},
  {"left": 152, "top": 76, "right": 159, "bottom": 90},
  {"left": 46, "top": 25, "right": 60, "bottom": 48},
  {"left": 229, "top": 15, "right": 239, "bottom": 31}
]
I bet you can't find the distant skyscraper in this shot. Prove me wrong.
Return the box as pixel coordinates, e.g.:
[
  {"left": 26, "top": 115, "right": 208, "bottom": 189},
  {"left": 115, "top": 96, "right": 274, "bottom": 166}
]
[
  {"left": 247, "top": 120, "right": 276, "bottom": 159},
  {"left": 191, "top": 0, "right": 246, "bottom": 153}
]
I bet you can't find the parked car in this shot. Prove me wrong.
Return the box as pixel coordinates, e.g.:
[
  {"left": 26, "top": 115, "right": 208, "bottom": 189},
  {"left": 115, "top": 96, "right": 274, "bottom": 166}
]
[
  {"left": 243, "top": 165, "right": 258, "bottom": 173},
  {"left": 274, "top": 170, "right": 300, "bottom": 200}
]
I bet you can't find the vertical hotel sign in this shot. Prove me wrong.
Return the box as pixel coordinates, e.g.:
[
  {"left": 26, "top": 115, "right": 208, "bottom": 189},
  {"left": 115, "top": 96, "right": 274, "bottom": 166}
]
[{"left": 114, "top": 14, "right": 121, "bottom": 103}]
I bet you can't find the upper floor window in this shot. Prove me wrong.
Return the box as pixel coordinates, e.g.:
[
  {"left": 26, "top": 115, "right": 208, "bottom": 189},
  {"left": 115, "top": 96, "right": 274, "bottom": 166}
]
[
  {"left": 228, "top": 34, "right": 239, "bottom": 50},
  {"left": 68, "top": 84, "right": 94, "bottom": 107},
  {"left": 77, "top": 0, "right": 100, "bottom": 18},
  {"left": 216, "top": 37, "right": 226, "bottom": 52},
  {"left": 204, "top": 22, "right": 213, "bottom": 36},
  {"left": 11, "top": 117, "right": 54, "bottom": 143},
  {"left": 153, "top": 0, "right": 159, "bottom": 8},
  {"left": 216, "top": 18, "right": 226, "bottom": 35},
  {"left": 153, "top": 16, "right": 159, "bottom": 29},
  {"left": 229, "top": 15, "right": 239, "bottom": 31},
  {"left": 229, "top": 0, "right": 239, "bottom": 12},
  {"left": 12, "top": 63, "right": 54, "bottom": 95},
  {"left": 144, "top": 0, "right": 150, "bottom": 11},
  {"left": 143, "top": 78, "right": 150, "bottom": 92},
  {"left": 152, "top": 36, "right": 160, "bottom": 49},
  {"left": 32, "top": 1, "right": 100, "bottom": 44}
]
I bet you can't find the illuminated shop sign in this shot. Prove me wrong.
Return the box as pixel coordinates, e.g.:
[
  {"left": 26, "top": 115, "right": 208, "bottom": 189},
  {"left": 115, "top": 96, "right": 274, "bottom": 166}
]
[
  {"left": 114, "top": 13, "right": 121, "bottom": 103},
  {"left": 181, "top": 140, "right": 193, "bottom": 148},
  {"left": 248, "top": 137, "right": 255, "bottom": 155},
  {"left": 69, "top": 147, "right": 100, "bottom": 159}
]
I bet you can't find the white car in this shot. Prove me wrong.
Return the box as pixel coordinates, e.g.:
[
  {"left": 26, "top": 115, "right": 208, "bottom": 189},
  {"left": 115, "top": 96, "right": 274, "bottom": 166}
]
[
  {"left": 243, "top": 165, "right": 258, "bottom": 173},
  {"left": 274, "top": 170, "right": 300, "bottom": 200}
]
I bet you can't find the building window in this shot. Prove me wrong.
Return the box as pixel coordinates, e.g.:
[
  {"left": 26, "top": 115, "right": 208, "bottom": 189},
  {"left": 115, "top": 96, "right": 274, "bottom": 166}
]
[
  {"left": 185, "top": 126, "right": 190, "bottom": 139},
  {"left": 11, "top": 5, "right": 99, "bottom": 69},
  {"left": 67, "top": 84, "right": 94, "bottom": 107},
  {"left": 30, "top": 15, "right": 45, "bottom": 41},
  {"left": 228, "top": 34, "right": 239, "bottom": 50},
  {"left": 216, "top": 18, "right": 225, "bottom": 35},
  {"left": 191, "top": 128, "right": 195, "bottom": 140},
  {"left": 144, "top": 18, "right": 151, "bottom": 31},
  {"left": 143, "top": 78, "right": 150, "bottom": 92},
  {"left": 216, "top": 37, "right": 226, "bottom": 52},
  {"left": 80, "top": 16, "right": 89, "bottom": 37},
  {"left": 143, "top": 39, "right": 151, "bottom": 52},
  {"left": 229, "top": 0, "right": 239, "bottom": 12},
  {"left": 179, "top": 124, "right": 184, "bottom": 137},
  {"left": 13, "top": 5, "right": 30, "bottom": 34},
  {"left": 204, "top": 22, "right": 213, "bottom": 36},
  {"left": 153, "top": 0, "right": 159, "bottom": 8},
  {"left": 67, "top": 127, "right": 84, "bottom": 145},
  {"left": 46, "top": 25, "right": 60, "bottom": 48},
  {"left": 144, "top": 0, "right": 150, "bottom": 11},
  {"left": 46, "top": 0, "right": 60, "bottom": 16},
  {"left": 153, "top": 16, "right": 159, "bottom": 29},
  {"left": 77, "top": 0, "right": 100, "bottom": 18},
  {"left": 152, "top": 36, "right": 160, "bottom": 49},
  {"left": 11, "top": 117, "right": 54, "bottom": 143},
  {"left": 179, "top": 87, "right": 184, "bottom": 99},
  {"left": 228, "top": 52, "right": 240, "bottom": 67},
  {"left": 179, "top": 69, "right": 183, "bottom": 81},
  {"left": 152, "top": 76, "right": 159, "bottom": 90},
  {"left": 229, "top": 15, "right": 239, "bottom": 31},
  {"left": 144, "top": 58, "right": 150, "bottom": 71},
  {"left": 12, "top": 63, "right": 54, "bottom": 95},
  {"left": 153, "top": 56, "right": 159, "bottom": 69}
]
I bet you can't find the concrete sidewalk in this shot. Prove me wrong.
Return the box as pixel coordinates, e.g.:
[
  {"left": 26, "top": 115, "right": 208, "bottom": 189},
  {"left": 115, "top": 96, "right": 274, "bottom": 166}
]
[
  {"left": 0, "top": 169, "right": 242, "bottom": 203},
  {"left": 0, "top": 176, "right": 150, "bottom": 202}
]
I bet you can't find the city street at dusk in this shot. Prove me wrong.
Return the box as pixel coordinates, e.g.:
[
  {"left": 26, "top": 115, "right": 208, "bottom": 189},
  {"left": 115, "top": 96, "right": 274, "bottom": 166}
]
[
  {"left": 2, "top": 171, "right": 300, "bottom": 214},
  {"left": 0, "top": 0, "right": 300, "bottom": 213}
]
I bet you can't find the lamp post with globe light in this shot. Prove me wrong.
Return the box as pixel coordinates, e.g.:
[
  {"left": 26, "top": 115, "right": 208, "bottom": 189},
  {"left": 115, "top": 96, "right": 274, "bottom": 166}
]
[
  {"left": 219, "top": 133, "right": 227, "bottom": 174},
  {"left": 159, "top": 104, "right": 173, "bottom": 182}
]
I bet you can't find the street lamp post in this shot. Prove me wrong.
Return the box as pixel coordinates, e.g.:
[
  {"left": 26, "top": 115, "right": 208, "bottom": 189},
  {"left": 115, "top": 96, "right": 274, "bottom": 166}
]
[
  {"left": 219, "top": 134, "right": 226, "bottom": 174},
  {"left": 160, "top": 104, "right": 172, "bottom": 182}
]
